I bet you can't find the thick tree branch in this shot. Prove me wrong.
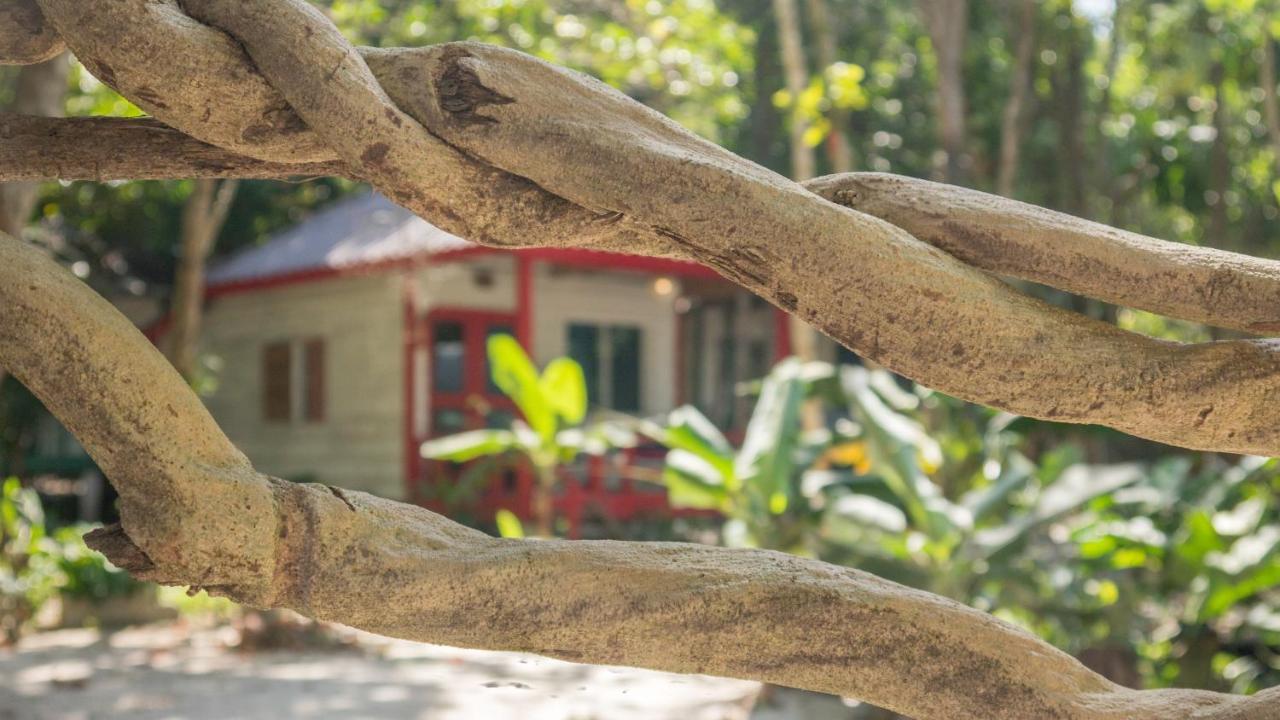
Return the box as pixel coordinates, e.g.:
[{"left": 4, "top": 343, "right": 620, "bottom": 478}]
[
  {"left": 0, "top": 114, "right": 350, "bottom": 180},
  {"left": 0, "top": 0, "right": 63, "bottom": 65},
  {"left": 2, "top": 4, "right": 1279, "bottom": 716},
  {"left": 2, "top": 231, "right": 1277, "bottom": 720},
  {"left": 22, "top": 0, "right": 1280, "bottom": 456},
  {"left": 7, "top": 115, "right": 1280, "bottom": 339},
  {"left": 808, "top": 173, "right": 1280, "bottom": 335}
]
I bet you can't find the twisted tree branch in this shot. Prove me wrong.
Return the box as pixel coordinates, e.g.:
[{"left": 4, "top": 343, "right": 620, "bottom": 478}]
[
  {"left": 2, "top": 232, "right": 1277, "bottom": 720},
  {"left": 808, "top": 173, "right": 1280, "bottom": 335},
  {"left": 26, "top": 0, "right": 1280, "bottom": 456},
  {"left": 0, "top": 114, "right": 351, "bottom": 180},
  {"left": 0, "top": 0, "right": 63, "bottom": 65},
  {"left": 2, "top": 3, "right": 1279, "bottom": 718}
]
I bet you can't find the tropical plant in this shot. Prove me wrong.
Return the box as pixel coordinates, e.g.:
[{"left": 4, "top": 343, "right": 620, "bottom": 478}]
[
  {"left": 0, "top": 477, "right": 142, "bottom": 642},
  {"left": 0, "top": 476, "right": 57, "bottom": 643},
  {"left": 1059, "top": 455, "right": 1280, "bottom": 692},
  {"left": 649, "top": 360, "right": 1280, "bottom": 690},
  {"left": 640, "top": 357, "right": 827, "bottom": 552},
  {"left": 421, "top": 334, "right": 635, "bottom": 537}
]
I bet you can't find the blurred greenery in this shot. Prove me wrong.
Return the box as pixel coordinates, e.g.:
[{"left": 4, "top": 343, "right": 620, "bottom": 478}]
[
  {"left": 649, "top": 360, "right": 1280, "bottom": 694},
  {"left": 1, "top": 477, "right": 145, "bottom": 643}
]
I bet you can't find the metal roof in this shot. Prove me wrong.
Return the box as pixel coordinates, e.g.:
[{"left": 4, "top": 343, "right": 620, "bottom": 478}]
[{"left": 207, "top": 191, "right": 473, "bottom": 286}]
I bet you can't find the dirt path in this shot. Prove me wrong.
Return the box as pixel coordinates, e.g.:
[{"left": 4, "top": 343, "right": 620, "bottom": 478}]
[{"left": 0, "top": 623, "right": 760, "bottom": 719}]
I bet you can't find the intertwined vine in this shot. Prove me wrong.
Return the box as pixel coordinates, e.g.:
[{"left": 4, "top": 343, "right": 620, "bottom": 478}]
[{"left": 1, "top": 2, "right": 1279, "bottom": 718}]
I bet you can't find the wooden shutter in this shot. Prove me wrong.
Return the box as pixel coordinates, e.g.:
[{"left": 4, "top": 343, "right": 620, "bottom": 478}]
[
  {"left": 304, "top": 338, "right": 326, "bottom": 422},
  {"left": 262, "top": 341, "right": 292, "bottom": 422}
]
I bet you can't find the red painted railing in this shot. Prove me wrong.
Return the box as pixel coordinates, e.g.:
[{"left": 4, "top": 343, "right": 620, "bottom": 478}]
[{"left": 414, "top": 444, "right": 716, "bottom": 538}]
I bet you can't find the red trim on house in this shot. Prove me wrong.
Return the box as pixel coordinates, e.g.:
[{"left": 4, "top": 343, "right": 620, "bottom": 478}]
[
  {"left": 204, "top": 246, "right": 718, "bottom": 301},
  {"left": 515, "top": 247, "right": 723, "bottom": 281},
  {"left": 205, "top": 252, "right": 456, "bottom": 300},
  {"left": 401, "top": 274, "right": 419, "bottom": 502},
  {"left": 515, "top": 254, "right": 534, "bottom": 352},
  {"left": 774, "top": 307, "right": 793, "bottom": 362}
]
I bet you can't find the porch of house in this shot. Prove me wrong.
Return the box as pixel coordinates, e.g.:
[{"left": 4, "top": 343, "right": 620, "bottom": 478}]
[{"left": 403, "top": 247, "right": 797, "bottom": 536}]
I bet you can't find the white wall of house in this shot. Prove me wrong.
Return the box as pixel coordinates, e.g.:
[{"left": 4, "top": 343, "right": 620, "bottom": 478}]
[
  {"left": 197, "top": 255, "right": 685, "bottom": 503},
  {"left": 201, "top": 273, "right": 405, "bottom": 499},
  {"left": 531, "top": 264, "right": 678, "bottom": 416},
  {"left": 412, "top": 258, "right": 679, "bottom": 417}
]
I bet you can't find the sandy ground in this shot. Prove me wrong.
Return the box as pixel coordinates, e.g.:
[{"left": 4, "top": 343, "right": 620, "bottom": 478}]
[{"left": 0, "top": 622, "right": 764, "bottom": 720}]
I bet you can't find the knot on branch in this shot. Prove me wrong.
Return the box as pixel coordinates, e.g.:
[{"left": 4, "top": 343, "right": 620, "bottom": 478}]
[
  {"left": 435, "top": 48, "right": 513, "bottom": 125},
  {"left": 84, "top": 523, "right": 155, "bottom": 574}
]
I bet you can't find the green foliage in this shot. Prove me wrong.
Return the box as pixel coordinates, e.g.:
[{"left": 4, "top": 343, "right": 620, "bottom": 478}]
[
  {"left": 422, "top": 335, "right": 635, "bottom": 535},
  {"left": 651, "top": 360, "right": 1280, "bottom": 691},
  {"left": 1, "top": 478, "right": 143, "bottom": 642},
  {"left": 494, "top": 509, "right": 526, "bottom": 539},
  {"left": 423, "top": 334, "right": 615, "bottom": 471}
]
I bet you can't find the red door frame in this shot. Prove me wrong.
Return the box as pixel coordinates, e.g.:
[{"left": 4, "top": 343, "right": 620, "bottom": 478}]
[{"left": 407, "top": 306, "right": 525, "bottom": 509}]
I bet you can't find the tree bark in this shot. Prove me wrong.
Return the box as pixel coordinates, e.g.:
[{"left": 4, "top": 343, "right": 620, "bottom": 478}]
[
  {"left": 165, "top": 178, "right": 239, "bottom": 382},
  {"left": 809, "top": 173, "right": 1280, "bottom": 335},
  {"left": 0, "top": 0, "right": 63, "bottom": 65},
  {"left": 917, "top": 0, "right": 970, "bottom": 184},
  {"left": 0, "top": 51, "right": 67, "bottom": 236},
  {"left": 0, "top": 114, "right": 351, "bottom": 181},
  {"left": 996, "top": 0, "right": 1035, "bottom": 198}
]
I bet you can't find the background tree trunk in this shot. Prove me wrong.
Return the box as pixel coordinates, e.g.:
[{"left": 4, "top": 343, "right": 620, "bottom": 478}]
[
  {"left": 165, "top": 179, "right": 239, "bottom": 382},
  {"left": 917, "top": 0, "right": 970, "bottom": 184},
  {"left": 805, "top": 0, "right": 854, "bottom": 174},
  {"left": 1055, "top": 17, "right": 1087, "bottom": 217},
  {"left": 1260, "top": 30, "right": 1280, "bottom": 179},
  {"left": 1208, "top": 61, "right": 1231, "bottom": 249},
  {"left": 772, "top": 0, "right": 815, "bottom": 182},
  {"left": 0, "top": 51, "right": 67, "bottom": 236},
  {"left": 0, "top": 52, "right": 67, "bottom": 400},
  {"left": 772, "top": 0, "right": 822, "bottom": 372},
  {"left": 996, "top": 0, "right": 1036, "bottom": 198},
  {"left": 1098, "top": 0, "right": 1128, "bottom": 226}
]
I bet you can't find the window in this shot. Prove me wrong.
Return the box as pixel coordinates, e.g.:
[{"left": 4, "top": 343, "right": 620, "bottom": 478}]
[
  {"left": 261, "top": 337, "right": 326, "bottom": 423},
  {"left": 432, "top": 321, "right": 464, "bottom": 392},
  {"left": 262, "top": 341, "right": 292, "bottom": 422},
  {"left": 567, "top": 323, "right": 643, "bottom": 412},
  {"left": 303, "top": 339, "right": 326, "bottom": 422}
]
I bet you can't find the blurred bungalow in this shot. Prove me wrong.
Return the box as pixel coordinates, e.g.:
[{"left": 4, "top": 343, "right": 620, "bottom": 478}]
[{"left": 139, "top": 191, "right": 845, "bottom": 526}]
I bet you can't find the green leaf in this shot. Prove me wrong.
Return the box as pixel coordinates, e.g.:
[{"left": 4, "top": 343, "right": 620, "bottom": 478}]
[
  {"left": 826, "top": 494, "right": 908, "bottom": 534},
  {"left": 736, "top": 359, "right": 807, "bottom": 513},
  {"left": 842, "top": 366, "right": 964, "bottom": 539},
  {"left": 960, "top": 453, "right": 1036, "bottom": 522},
  {"left": 971, "top": 463, "right": 1145, "bottom": 559},
  {"left": 540, "top": 357, "right": 588, "bottom": 425},
  {"left": 494, "top": 509, "right": 525, "bottom": 539},
  {"left": 660, "top": 405, "right": 735, "bottom": 480},
  {"left": 421, "top": 429, "right": 517, "bottom": 462},
  {"left": 487, "top": 334, "right": 556, "bottom": 441},
  {"left": 661, "top": 449, "right": 730, "bottom": 510}
]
